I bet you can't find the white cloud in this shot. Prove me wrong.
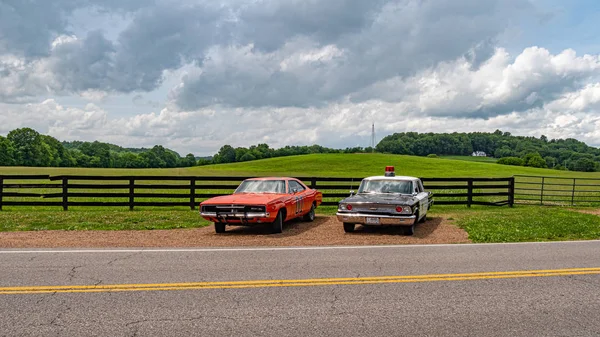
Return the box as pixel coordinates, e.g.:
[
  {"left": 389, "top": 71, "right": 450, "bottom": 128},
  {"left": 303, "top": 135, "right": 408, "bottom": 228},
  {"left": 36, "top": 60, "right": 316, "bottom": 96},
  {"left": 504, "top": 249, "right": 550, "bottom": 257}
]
[
  {"left": 353, "top": 47, "right": 600, "bottom": 117},
  {"left": 4, "top": 80, "right": 600, "bottom": 156},
  {"left": 3, "top": 0, "right": 600, "bottom": 154}
]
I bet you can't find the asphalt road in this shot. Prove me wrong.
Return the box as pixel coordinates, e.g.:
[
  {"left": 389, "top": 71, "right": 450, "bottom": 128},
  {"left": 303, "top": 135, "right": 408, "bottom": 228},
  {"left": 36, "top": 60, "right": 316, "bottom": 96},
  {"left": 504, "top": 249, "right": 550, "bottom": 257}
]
[{"left": 1, "top": 241, "right": 600, "bottom": 337}]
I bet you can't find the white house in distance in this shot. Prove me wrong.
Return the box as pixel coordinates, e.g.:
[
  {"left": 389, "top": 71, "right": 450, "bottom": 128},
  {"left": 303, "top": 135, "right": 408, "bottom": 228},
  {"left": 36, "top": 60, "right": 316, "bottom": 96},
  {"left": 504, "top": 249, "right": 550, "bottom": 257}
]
[{"left": 471, "top": 151, "right": 487, "bottom": 157}]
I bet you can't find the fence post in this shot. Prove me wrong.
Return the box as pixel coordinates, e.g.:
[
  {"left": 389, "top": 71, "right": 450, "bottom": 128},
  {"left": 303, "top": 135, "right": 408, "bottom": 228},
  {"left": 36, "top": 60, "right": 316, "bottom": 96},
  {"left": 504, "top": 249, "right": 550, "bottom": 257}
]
[
  {"left": 508, "top": 177, "right": 515, "bottom": 207},
  {"left": 467, "top": 179, "right": 473, "bottom": 208},
  {"left": 62, "top": 177, "right": 68, "bottom": 211},
  {"left": 190, "top": 177, "right": 196, "bottom": 210},
  {"left": 540, "top": 177, "right": 545, "bottom": 205},
  {"left": 571, "top": 178, "right": 576, "bottom": 206},
  {"left": 129, "top": 178, "right": 135, "bottom": 211},
  {"left": 311, "top": 177, "right": 317, "bottom": 189},
  {"left": 0, "top": 177, "right": 3, "bottom": 211}
]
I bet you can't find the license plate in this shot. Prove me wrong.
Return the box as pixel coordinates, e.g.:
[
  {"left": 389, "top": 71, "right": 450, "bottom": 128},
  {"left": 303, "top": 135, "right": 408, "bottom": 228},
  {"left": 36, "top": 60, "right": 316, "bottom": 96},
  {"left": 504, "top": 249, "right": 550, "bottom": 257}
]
[{"left": 365, "top": 217, "right": 380, "bottom": 224}]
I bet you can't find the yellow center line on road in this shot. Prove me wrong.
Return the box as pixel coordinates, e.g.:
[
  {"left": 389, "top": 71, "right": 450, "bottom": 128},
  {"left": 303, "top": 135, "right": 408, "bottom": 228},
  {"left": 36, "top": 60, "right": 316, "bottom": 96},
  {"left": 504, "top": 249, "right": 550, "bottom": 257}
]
[{"left": 1, "top": 267, "right": 599, "bottom": 295}]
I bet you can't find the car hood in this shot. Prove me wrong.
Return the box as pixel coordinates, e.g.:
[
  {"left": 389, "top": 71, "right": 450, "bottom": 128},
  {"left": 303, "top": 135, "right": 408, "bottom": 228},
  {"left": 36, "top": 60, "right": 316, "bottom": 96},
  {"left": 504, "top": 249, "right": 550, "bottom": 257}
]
[
  {"left": 201, "top": 193, "right": 287, "bottom": 205},
  {"left": 339, "top": 193, "right": 418, "bottom": 206}
]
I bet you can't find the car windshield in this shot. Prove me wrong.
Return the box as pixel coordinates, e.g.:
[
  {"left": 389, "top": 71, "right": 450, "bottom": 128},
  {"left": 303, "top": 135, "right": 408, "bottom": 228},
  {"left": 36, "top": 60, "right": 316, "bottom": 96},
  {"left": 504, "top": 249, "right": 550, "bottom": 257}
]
[
  {"left": 358, "top": 179, "right": 413, "bottom": 194},
  {"left": 235, "top": 180, "right": 286, "bottom": 194}
]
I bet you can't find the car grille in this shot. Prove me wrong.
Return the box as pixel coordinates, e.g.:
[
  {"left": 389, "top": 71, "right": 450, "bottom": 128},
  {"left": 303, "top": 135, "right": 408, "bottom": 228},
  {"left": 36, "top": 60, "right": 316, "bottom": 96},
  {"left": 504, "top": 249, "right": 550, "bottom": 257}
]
[
  {"left": 353, "top": 204, "right": 397, "bottom": 215},
  {"left": 202, "top": 205, "right": 266, "bottom": 213}
]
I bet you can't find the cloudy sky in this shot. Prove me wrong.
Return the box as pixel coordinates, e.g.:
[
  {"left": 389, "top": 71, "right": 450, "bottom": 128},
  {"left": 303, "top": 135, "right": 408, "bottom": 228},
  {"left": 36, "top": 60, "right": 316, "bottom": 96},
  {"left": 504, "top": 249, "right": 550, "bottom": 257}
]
[{"left": 1, "top": 0, "right": 600, "bottom": 156}]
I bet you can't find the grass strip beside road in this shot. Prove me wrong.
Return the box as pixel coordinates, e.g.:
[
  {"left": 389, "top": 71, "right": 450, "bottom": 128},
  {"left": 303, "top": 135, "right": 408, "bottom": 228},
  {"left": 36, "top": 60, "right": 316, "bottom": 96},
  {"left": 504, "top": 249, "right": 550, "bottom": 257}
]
[
  {"left": 0, "top": 210, "right": 210, "bottom": 231},
  {"left": 1, "top": 206, "right": 600, "bottom": 246},
  {"left": 2, "top": 267, "right": 599, "bottom": 295},
  {"left": 452, "top": 206, "right": 600, "bottom": 243}
]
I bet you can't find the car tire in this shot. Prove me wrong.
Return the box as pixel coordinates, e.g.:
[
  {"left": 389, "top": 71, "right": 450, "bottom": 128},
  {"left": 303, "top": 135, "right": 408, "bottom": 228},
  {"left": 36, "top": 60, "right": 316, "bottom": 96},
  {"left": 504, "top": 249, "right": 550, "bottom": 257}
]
[
  {"left": 343, "top": 223, "right": 355, "bottom": 233},
  {"left": 271, "top": 211, "right": 283, "bottom": 234},
  {"left": 303, "top": 204, "right": 315, "bottom": 222},
  {"left": 419, "top": 214, "right": 427, "bottom": 223},
  {"left": 214, "top": 223, "right": 226, "bottom": 233},
  {"left": 403, "top": 224, "right": 415, "bottom": 236}
]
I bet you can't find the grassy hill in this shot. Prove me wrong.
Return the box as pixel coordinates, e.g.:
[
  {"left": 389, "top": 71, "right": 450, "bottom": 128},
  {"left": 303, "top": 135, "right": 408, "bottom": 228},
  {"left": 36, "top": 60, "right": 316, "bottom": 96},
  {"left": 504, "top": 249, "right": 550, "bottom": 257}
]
[
  {"left": 1, "top": 153, "right": 600, "bottom": 178},
  {"left": 440, "top": 155, "right": 498, "bottom": 163}
]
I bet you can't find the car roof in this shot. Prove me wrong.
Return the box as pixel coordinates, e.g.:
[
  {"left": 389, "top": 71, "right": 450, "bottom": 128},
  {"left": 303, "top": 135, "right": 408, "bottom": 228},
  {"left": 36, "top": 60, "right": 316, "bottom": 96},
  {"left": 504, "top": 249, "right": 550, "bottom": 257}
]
[
  {"left": 244, "top": 177, "right": 296, "bottom": 181},
  {"left": 362, "top": 175, "right": 420, "bottom": 181}
]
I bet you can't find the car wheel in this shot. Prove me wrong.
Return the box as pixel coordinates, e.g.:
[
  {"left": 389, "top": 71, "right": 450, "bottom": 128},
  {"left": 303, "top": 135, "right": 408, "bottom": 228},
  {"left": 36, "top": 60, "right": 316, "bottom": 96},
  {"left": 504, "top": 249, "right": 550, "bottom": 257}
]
[
  {"left": 271, "top": 211, "right": 283, "bottom": 234},
  {"left": 214, "top": 223, "right": 226, "bottom": 233},
  {"left": 343, "top": 223, "right": 355, "bottom": 233},
  {"left": 303, "top": 204, "right": 315, "bottom": 222},
  {"left": 403, "top": 224, "right": 415, "bottom": 236},
  {"left": 419, "top": 213, "right": 427, "bottom": 223}
]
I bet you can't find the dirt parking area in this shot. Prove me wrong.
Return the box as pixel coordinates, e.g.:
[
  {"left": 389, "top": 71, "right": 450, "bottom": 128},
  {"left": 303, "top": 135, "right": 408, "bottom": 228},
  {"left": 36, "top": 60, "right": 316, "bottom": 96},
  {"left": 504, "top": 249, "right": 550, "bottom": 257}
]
[{"left": 0, "top": 216, "right": 470, "bottom": 248}]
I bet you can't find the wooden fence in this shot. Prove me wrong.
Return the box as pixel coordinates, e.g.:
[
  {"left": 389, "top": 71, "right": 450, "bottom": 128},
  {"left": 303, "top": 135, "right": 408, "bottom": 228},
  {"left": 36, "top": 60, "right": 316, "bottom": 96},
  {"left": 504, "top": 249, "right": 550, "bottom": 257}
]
[{"left": 0, "top": 175, "right": 514, "bottom": 210}]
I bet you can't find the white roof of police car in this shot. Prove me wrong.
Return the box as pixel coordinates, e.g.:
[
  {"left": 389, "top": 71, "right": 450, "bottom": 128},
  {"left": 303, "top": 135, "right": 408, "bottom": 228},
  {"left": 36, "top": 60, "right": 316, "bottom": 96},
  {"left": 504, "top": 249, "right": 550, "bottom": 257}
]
[{"left": 362, "top": 175, "right": 420, "bottom": 181}]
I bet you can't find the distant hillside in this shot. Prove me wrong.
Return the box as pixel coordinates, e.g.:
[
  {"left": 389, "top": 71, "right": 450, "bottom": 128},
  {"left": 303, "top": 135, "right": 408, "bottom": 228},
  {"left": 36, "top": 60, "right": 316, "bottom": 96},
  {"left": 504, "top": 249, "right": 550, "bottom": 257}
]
[
  {"left": 377, "top": 130, "right": 600, "bottom": 172},
  {"left": 2, "top": 127, "right": 600, "bottom": 172},
  {"left": 62, "top": 140, "right": 181, "bottom": 157},
  {"left": 0, "top": 128, "right": 195, "bottom": 169},
  {"left": 3, "top": 153, "right": 600, "bottom": 179}
]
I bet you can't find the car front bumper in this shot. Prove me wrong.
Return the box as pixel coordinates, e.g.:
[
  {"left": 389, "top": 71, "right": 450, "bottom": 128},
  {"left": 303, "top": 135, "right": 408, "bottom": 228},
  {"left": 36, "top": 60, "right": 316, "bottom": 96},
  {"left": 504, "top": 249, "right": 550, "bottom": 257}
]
[
  {"left": 336, "top": 212, "right": 417, "bottom": 226},
  {"left": 200, "top": 212, "right": 274, "bottom": 225}
]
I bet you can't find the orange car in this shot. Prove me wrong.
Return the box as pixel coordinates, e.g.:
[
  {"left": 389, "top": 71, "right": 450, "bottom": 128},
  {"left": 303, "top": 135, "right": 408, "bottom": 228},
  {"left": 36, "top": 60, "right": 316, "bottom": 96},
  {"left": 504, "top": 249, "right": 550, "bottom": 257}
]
[{"left": 199, "top": 177, "right": 323, "bottom": 234}]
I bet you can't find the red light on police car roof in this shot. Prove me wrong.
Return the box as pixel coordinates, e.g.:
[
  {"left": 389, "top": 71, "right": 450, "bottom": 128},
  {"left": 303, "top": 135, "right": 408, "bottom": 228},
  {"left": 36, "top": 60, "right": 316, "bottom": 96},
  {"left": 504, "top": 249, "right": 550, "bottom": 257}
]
[
  {"left": 385, "top": 166, "right": 394, "bottom": 172},
  {"left": 346, "top": 204, "right": 353, "bottom": 210},
  {"left": 396, "top": 206, "right": 403, "bottom": 212}
]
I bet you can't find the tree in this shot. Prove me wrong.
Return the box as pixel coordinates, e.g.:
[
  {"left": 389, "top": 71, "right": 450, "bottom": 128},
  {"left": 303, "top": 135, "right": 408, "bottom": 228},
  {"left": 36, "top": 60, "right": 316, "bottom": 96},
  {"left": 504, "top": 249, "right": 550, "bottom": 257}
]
[
  {"left": 7, "top": 128, "right": 44, "bottom": 166},
  {"left": 0, "top": 136, "right": 15, "bottom": 166},
  {"left": 497, "top": 157, "right": 525, "bottom": 166},
  {"left": 181, "top": 154, "right": 197, "bottom": 167},
  {"left": 239, "top": 152, "right": 256, "bottom": 162},
  {"left": 494, "top": 146, "right": 514, "bottom": 158},
  {"left": 523, "top": 152, "right": 547, "bottom": 168},
  {"left": 214, "top": 145, "right": 236, "bottom": 163},
  {"left": 117, "top": 153, "right": 146, "bottom": 168},
  {"left": 544, "top": 156, "right": 557, "bottom": 168},
  {"left": 40, "top": 135, "right": 67, "bottom": 167},
  {"left": 79, "top": 141, "right": 112, "bottom": 167},
  {"left": 572, "top": 158, "right": 596, "bottom": 172}
]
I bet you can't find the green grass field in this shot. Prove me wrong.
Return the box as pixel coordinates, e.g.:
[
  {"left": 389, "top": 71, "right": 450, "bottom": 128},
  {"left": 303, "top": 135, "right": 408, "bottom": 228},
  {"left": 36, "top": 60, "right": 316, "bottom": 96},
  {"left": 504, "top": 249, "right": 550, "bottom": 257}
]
[
  {"left": 440, "top": 155, "right": 498, "bottom": 163},
  {"left": 1, "top": 153, "right": 599, "bottom": 243},
  {"left": 2, "top": 153, "right": 599, "bottom": 178}
]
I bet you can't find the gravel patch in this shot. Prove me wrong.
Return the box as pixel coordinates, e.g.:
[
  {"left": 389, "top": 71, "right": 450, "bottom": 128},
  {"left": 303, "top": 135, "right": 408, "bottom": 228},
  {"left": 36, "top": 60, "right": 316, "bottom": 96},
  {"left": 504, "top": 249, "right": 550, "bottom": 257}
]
[
  {"left": 573, "top": 208, "right": 600, "bottom": 216},
  {"left": 0, "top": 216, "right": 470, "bottom": 248}
]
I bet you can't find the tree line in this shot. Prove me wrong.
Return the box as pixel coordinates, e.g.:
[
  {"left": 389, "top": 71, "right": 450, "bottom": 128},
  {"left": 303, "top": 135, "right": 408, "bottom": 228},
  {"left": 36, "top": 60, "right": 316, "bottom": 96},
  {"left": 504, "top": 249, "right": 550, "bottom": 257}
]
[
  {"left": 1, "top": 127, "right": 599, "bottom": 172},
  {"left": 0, "top": 127, "right": 371, "bottom": 168},
  {"left": 376, "top": 130, "right": 600, "bottom": 172},
  {"left": 204, "top": 144, "right": 373, "bottom": 165},
  {"left": 0, "top": 128, "right": 197, "bottom": 168}
]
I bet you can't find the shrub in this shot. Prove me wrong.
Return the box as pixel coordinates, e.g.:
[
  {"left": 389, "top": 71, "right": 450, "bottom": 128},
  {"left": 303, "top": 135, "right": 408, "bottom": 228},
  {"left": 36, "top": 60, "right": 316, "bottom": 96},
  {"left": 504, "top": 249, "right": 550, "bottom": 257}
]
[
  {"left": 426, "top": 154, "right": 439, "bottom": 158},
  {"left": 523, "top": 152, "right": 547, "bottom": 168},
  {"left": 497, "top": 157, "right": 524, "bottom": 166}
]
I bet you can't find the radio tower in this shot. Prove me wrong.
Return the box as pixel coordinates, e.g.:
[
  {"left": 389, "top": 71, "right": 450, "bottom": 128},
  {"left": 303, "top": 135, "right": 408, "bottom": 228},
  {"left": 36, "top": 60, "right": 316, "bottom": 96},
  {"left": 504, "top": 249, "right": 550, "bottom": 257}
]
[{"left": 370, "top": 123, "right": 375, "bottom": 152}]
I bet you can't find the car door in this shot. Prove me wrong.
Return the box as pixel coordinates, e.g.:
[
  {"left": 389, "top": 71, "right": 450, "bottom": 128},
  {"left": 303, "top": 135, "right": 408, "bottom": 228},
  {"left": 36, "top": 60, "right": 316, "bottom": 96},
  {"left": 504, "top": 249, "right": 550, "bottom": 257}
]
[
  {"left": 415, "top": 180, "right": 429, "bottom": 216},
  {"left": 289, "top": 180, "right": 307, "bottom": 217}
]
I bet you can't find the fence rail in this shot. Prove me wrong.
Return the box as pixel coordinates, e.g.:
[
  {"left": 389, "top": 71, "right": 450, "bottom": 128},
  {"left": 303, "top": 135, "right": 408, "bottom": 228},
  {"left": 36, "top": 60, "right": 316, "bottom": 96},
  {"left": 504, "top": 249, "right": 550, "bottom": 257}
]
[
  {"left": 0, "top": 175, "right": 514, "bottom": 210},
  {"left": 514, "top": 175, "right": 600, "bottom": 206}
]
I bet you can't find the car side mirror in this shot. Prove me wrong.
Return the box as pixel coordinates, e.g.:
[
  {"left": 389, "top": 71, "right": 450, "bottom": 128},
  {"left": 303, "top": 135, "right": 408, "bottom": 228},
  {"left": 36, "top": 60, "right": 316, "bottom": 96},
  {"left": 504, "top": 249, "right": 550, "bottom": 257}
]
[
  {"left": 412, "top": 192, "right": 418, "bottom": 196},
  {"left": 349, "top": 190, "right": 355, "bottom": 196}
]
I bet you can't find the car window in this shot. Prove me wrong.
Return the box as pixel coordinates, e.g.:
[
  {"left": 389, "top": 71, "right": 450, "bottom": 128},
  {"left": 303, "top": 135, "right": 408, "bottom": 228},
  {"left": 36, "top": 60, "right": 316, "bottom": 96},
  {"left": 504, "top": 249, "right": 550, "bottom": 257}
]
[
  {"left": 358, "top": 180, "right": 412, "bottom": 194},
  {"left": 289, "top": 180, "right": 305, "bottom": 193},
  {"left": 235, "top": 180, "right": 286, "bottom": 193}
]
